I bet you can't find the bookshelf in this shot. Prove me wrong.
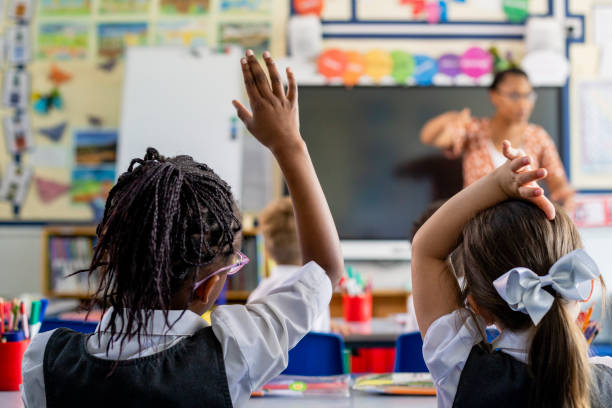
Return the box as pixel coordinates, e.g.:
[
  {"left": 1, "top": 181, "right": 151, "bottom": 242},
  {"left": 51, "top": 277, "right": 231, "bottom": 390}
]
[{"left": 42, "top": 225, "right": 264, "bottom": 300}]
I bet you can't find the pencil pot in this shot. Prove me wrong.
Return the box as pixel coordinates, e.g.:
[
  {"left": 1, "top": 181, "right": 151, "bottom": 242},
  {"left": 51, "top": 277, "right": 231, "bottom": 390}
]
[
  {"left": 342, "top": 293, "right": 372, "bottom": 322},
  {"left": 0, "top": 339, "right": 30, "bottom": 391}
]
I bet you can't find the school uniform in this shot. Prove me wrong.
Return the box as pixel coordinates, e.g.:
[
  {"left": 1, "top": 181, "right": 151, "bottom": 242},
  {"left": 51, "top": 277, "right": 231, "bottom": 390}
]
[
  {"left": 423, "top": 308, "right": 612, "bottom": 408},
  {"left": 21, "top": 261, "right": 332, "bottom": 408},
  {"left": 248, "top": 264, "right": 331, "bottom": 332}
]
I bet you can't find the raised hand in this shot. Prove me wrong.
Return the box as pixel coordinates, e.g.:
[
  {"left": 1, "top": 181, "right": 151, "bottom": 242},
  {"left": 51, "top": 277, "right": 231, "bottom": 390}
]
[
  {"left": 496, "top": 140, "right": 556, "bottom": 220},
  {"left": 232, "top": 50, "right": 301, "bottom": 155}
]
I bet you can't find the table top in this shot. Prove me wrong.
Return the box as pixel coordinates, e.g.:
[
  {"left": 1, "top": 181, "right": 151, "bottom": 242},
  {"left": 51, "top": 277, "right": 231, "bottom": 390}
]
[
  {"left": 247, "top": 392, "right": 436, "bottom": 407},
  {"left": 2, "top": 391, "right": 436, "bottom": 408},
  {"left": 334, "top": 317, "right": 410, "bottom": 348}
]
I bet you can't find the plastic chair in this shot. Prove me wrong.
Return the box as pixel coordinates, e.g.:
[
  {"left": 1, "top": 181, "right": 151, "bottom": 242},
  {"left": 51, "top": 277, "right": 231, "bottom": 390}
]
[
  {"left": 40, "top": 317, "right": 98, "bottom": 334},
  {"left": 282, "top": 332, "right": 346, "bottom": 376},
  {"left": 394, "top": 331, "right": 428, "bottom": 373}
]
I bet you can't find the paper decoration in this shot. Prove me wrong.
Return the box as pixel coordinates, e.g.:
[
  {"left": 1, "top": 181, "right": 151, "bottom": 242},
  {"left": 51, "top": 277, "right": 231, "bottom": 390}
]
[
  {"left": 33, "top": 88, "right": 63, "bottom": 115},
  {"left": 48, "top": 65, "right": 73, "bottom": 85},
  {"left": 35, "top": 177, "right": 70, "bottom": 203},
  {"left": 98, "top": 58, "right": 118, "bottom": 72},
  {"left": 0, "top": 162, "right": 33, "bottom": 208},
  {"left": 160, "top": 0, "right": 209, "bottom": 15},
  {"left": 9, "top": 0, "right": 34, "bottom": 21},
  {"left": 364, "top": 50, "right": 393, "bottom": 82},
  {"left": 503, "top": 0, "right": 529, "bottom": 23},
  {"left": 87, "top": 115, "right": 103, "bottom": 127},
  {"left": 460, "top": 47, "right": 493, "bottom": 79},
  {"left": 317, "top": 49, "right": 348, "bottom": 79},
  {"left": 426, "top": 1, "right": 440, "bottom": 24},
  {"left": 400, "top": 0, "right": 426, "bottom": 17},
  {"left": 293, "top": 0, "right": 323, "bottom": 16},
  {"left": 4, "top": 114, "right": 33, "bottom": 154},
  {"left": 3, "top": 69, "right": 29, "bottom": 109},
  {"left": 38, "top": 23, "right": 89, "bottom": 60},
  {"left": 573, "top": 196, "right": 612, "bottom": 228},
  {"left": 438, "top": 54, "right": 461, "bottom": 78},
  {"left": 343, "top": 51, "right": 365, "bottom": 87},
  {"left": 6, "top": 26, "right": 32, "bottom": 65},
  {"left": 413, "top": 55, "right": 438, "bottom": 86},
  {"left": 38, "top": 121, "right": 67, "bottom": 142},
  {"left": 439, "top": 1, "right": 448, "bottom": 21},
  {"left": 391, "top": 51, "right": 415, "bottom": 84}
]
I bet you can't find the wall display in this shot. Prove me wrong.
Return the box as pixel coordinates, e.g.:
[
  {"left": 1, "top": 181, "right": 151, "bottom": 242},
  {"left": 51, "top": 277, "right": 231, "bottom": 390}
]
[
  {"left": 364, "top": 50, "right": 393, "bottom": 82},
  {"left": 97, "top": 23, "right": 148, "bottom": 59},
  {"left": 343, "top": 51, "right": 365, "bottom": 87},
  {"left": 72, "top": 129, "right": 117, "bottom": 204},
  {"left": 221, "top": 0, "right": 271, "bottom": 14},
  {"left": 35, "top": 177, "right": 70, "bottom": 203},
  {"left": 218, "top": 23, "right": 270, "bottom": 55},
  {"left": 160, "top": 0, "right": 209, "bottom": 14},
  {"left": 3, "top": 114, "right": 33, "bottom": 155},
  {"left": 6, "top": 26, "right": 32, "bottom": 65},
  {"left": 293, "top": 0, "right": 323, "bottom": 16},
  {"left": 391, "top": 51, "right": 415, "bottom": 84},
  {"left": 155, "top": 21, "right": 207, "bottom": 47},
  {"left": 3, "top": 69, "right": 29, "bottom": 110},
  {"left": 0, "top": 162, "right": 33, "bottom": 208},
  {"left": 99, "top": 0, "right": 150, "bottom": 14},
  {"left": 318, "top": 49, "right": 348, "bottom": 79},
  {"left": 39, "top": 0, "right": 91, "bottom": 16},
  {"left": 38, "top": 23, "right": 89, "bottom": 60},
  {"left": 9, "top": 0, "right": 35, "bottom": 21},
  {"left": 572, "top": 81, "right": 612, "bottom": 189},
  {"left": 459, "top": 46, "right": 493, "bottom": 79},
  {"left": 413, "top": 55, "right": 438, "bottom": 85}
]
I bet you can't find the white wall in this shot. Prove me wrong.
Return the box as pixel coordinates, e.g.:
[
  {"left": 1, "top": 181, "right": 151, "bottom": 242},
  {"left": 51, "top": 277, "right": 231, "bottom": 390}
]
[{"left": 0, "top": 227, "right": 43, "bottom": 297}]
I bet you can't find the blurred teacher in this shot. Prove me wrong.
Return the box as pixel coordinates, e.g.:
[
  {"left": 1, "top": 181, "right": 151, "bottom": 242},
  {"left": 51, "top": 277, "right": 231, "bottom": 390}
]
[{"left": 420, "top": 68, "right": 574, "bottom": 207}]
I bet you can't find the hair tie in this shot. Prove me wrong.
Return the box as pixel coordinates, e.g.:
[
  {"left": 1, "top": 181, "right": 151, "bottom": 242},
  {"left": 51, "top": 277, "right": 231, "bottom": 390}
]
[{"left": 493, "top": 249, "right": 600, "bottom": 325}]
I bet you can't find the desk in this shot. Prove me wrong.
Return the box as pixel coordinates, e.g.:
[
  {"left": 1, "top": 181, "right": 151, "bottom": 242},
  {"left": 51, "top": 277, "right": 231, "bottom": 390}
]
[
  {"left": 335, "top": 318, "right": 408, "bottom": 349},
  {"left": 0, "top": 392, "right": 23, "bottom": 408},
  {"left": 2, "top": 391, "right": 436, "bottom": 408},
  {"left": 247, "top": 392, "right": 436, "bottom": 407}
]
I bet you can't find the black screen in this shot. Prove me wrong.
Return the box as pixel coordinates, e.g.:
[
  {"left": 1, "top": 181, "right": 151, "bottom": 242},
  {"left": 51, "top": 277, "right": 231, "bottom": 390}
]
[{"left": 298, "top": 86, "right": 562, "bottom": 240}]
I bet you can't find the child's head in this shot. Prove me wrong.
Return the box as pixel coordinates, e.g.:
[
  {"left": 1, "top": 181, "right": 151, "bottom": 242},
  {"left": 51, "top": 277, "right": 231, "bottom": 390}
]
[
  {"left": 259, "top": 196, "right": 301, "bottom": 266},
  {"left": 87, "top": 148, "right": 241, "bottom": 339},
  {"left": 459, "top": 200, "right": 601, "bottom": 408}
]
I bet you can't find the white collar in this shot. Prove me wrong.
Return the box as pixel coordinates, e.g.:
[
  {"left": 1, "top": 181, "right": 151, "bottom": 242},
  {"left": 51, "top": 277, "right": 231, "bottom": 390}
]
[
  {"left": 96, "top": 307, "right": 208, "bottom": 337},
  {"left": 491, "top": 327, "right": 533, "bottom": 364}
]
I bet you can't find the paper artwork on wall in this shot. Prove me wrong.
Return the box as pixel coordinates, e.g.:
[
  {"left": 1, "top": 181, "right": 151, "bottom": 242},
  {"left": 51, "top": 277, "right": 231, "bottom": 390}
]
[
  {"left": 3, "top": 69, "right": 29, "bottom": 109},
  {"left": 38, "top": 122, "right": 68, "bottom": 142},
  {"left": 4, "top": 114, "right": 33, "bottom": 155},
  {"left": 35, "top": 177, "right": 70, "bottom": 203},
  {"left": 0, "top": 162, "right": 33, "bottom": 208}
]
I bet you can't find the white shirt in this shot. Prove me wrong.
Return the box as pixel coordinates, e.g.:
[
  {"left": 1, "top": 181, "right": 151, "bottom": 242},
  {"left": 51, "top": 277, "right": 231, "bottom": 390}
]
[
  {"left": 423, "top": 309, "right": 612, "bottom": 408},
  {"left": 21, "top": 261, "right": 332, "bottom": 408},
  {"left": 248, "top": 264, "right": 331, "bottom": 332}
]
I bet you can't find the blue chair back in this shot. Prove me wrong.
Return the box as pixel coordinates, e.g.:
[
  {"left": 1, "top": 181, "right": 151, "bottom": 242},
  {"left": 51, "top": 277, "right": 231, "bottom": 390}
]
[
  {"left": 394, "top": 331, "right": 428, "bottom": 373},
  {"left": 40, "top": 317, "right": 98, "bottom": 334},
  {"left": 282, "top": 332, "right": 345, "bottom": 376}
]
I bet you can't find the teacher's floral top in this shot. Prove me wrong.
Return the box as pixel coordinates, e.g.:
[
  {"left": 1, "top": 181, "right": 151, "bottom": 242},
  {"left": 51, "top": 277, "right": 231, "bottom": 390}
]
[{"left": 448, "top": 117, "right": 574, "bottom": 204}]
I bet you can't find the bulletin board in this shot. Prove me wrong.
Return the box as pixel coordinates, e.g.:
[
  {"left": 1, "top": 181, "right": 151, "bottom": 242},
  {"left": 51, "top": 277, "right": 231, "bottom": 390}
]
[
  {"left": 0, "top": 0, "right": 288, "bottom": 223},
  {"left": 320, "top": 0, "right": 550, "bottom": 22}
]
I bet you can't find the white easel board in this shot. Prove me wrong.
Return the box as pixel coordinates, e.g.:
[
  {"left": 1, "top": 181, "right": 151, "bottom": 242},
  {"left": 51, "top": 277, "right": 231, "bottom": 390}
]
[{"left": 118, "top": 46, "right": 243, "bottom": 200}]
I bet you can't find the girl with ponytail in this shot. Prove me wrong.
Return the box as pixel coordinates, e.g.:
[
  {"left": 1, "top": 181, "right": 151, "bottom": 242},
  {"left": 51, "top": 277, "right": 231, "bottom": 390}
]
[{"left": 411, "top": 141, "right": 612, "bottom": 408}]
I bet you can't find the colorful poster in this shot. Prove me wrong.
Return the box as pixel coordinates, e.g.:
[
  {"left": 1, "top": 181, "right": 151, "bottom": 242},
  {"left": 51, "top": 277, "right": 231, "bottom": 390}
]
[
  {"left": 318, "top": 49, "right": 348, "bottom": 79},
  {"left": 155, "top": 21, "right": 207, "bottom": 47},
  {"left": 72, "top": 129, "right": 117, "bottom": 203},
  {"left": 438, "top": 53, "right": 461, "bottom": 78},
  {"left": 40, "top": 0, "right": 92, "bottom": 16},
  {"left": 218, "top": 23, "right": 270, "bottom": 55},
  {"left": 38, "top": 23, "right": 89, "bottom": 60},
  {"left": 391, "top": 50, "right": 414, "bottom": 84},
  {"left": 160, "top": 0, "right": 210, "bottom": 14},
  {"left": 413, "top": 55, "right": 438, "bottom": 86},
  {"left": 460, "top": 47, "right": 493, "bottom": 79},
  {"left": 364, "top": 50, "right": 393, "bottom": 82},
  {"left": 220, "top": 0, "right": 271, "bottom": 13},
  {"left": 97, "top": 23, "right": 148, "bottom": 59},
  {"left": 99, "top": 0, "right": 150, "bottom": 14}
]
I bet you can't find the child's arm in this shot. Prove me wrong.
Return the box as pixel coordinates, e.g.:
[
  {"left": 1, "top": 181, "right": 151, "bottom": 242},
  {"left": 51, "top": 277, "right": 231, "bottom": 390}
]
[
  {"left": 411, "top": 141, "right": 555, "bottom": 337},
  {"left": 233, "top": 50, "right": 344, "bottom": 287}
]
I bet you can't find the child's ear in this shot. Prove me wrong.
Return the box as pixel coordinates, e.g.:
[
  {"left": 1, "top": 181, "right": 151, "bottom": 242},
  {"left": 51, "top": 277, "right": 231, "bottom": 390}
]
[
  {"left": 195, "top": 275, "right": 221, "bottom": 304},
  {"left": 467, "top": 294, "right": 496, "bottom": 325}
]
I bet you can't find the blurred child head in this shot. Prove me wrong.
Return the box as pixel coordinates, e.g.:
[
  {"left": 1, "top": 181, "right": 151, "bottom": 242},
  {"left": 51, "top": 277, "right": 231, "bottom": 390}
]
[
  {"left": 84, "top": 148, "right": 242, "bottom": 349},
  {"left": 458, "top": 200, "right": 603, "bottom": 408},
  {"left": 259, "top": 196, "right": 301, "bottom": 266}
]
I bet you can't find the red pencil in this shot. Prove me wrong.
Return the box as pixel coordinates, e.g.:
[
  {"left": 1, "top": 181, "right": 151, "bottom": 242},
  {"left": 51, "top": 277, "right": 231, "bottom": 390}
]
[{"left": 0, "top": 298, "right": 4, "bottom": 335}]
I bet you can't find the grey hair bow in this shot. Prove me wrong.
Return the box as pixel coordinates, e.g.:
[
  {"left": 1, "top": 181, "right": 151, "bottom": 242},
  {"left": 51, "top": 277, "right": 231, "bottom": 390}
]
[{"left": 493, "top": 249, "right": 600, "bottom": 325}]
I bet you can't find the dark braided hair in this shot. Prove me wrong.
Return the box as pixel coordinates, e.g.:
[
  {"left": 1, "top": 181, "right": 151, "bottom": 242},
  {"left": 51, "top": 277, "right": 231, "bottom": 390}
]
[{"left": 80, "top": 147, "right": 241, "bottom": 357}]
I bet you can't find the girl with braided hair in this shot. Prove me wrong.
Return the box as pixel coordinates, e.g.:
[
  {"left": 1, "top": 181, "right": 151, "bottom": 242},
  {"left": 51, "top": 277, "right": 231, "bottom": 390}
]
[{"left": 21, "top": 50, "right": 344, "bottom": 408}]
